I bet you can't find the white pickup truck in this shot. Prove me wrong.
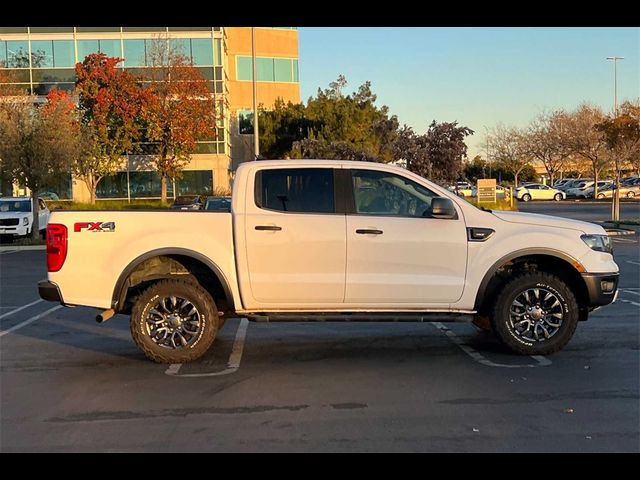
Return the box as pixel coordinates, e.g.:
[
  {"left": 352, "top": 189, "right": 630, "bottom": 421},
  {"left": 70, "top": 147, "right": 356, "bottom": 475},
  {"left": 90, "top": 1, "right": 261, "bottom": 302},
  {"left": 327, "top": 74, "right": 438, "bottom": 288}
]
[{"left": 39, "top": 160, "right": 619, "bottom": 363}]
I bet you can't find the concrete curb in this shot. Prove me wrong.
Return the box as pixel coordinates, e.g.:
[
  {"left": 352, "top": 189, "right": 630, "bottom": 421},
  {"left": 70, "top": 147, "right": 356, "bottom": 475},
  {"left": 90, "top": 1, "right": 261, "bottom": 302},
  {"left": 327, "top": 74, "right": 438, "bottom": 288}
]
[
  {"left": 603, "top": 228, "right": 637, "bottom": 237},
  {"left": 600, "top": 222, "right": 640, "bottom": 235},
  {"left": 0, "top": 245, "right": 46, "bottom": 251}
]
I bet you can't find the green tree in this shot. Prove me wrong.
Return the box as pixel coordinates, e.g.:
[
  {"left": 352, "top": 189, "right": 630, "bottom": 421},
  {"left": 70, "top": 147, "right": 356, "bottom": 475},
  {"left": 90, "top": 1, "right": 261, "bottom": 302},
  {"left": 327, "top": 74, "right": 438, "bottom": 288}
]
[
  {"left": 463, "top": 155, "right": 487, "bottom": 182},
  {"left": 74, "top": 53, "right": 148, "bottom": 204},
  {"left": 420, "top": 120, "right": 474, "bottom": 183},
  {"left": 0, "top": 90, "right": 77, "bottom": 238}
]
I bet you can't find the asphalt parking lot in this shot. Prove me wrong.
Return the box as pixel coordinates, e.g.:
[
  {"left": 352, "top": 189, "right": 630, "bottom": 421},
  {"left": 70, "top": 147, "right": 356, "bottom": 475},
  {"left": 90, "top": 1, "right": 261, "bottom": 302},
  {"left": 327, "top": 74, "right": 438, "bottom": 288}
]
[{"left": 1, "top": 204, "right": 638, "bottom": 452}]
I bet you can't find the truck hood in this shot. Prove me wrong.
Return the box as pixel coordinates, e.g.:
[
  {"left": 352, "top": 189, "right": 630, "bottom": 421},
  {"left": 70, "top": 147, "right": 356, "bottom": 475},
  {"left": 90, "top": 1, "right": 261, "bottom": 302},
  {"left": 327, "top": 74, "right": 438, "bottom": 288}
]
[
  {"left": 0, "top": 211, "right": 31, "bottom": 219},
  {"left": 492, "top": 210, "right": 604, "bottom": 234}
]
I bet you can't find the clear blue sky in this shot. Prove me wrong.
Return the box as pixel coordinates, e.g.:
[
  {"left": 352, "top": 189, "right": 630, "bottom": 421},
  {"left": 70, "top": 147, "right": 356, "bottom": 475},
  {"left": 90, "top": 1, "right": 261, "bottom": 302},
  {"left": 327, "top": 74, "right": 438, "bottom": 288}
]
[{"left": 298, "top": 27, "right": 639, "bottom": 158}]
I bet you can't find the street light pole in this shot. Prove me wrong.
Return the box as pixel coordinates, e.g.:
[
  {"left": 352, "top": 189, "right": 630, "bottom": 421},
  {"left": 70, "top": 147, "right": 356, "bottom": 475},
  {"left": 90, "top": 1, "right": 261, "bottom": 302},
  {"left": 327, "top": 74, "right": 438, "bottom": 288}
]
[
  {"left": 483, "top": 125, "right": 491, "bottom": 178},
  {"left": 606, "top": 56, "right": 624, "bottom": 221},
  {"left": 251, "top": 27, "right": 259, "bottom": 160}
]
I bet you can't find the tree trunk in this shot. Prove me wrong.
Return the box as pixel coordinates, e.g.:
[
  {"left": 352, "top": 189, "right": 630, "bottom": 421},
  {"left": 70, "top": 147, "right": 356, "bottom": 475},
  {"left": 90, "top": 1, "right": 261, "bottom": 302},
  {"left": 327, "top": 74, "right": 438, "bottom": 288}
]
[
  {"left": 161, "top": 175, "right": 167, "bottom": 203},
  {"left": 30, "top": 189, "right": 39, "bottom": 240},
  {"left": 89, "top": 175, "right": 97, "bottom": 205},
  {"left": 593, "top": 168, "right": 599, "bottom": 200}
]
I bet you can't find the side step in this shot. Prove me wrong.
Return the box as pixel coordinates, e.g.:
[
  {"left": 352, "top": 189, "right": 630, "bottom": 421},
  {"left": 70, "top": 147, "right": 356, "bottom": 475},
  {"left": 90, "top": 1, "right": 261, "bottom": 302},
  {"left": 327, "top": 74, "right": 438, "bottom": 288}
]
[{"left": 246, "top": 313, "right": 475, "bottom": 323}]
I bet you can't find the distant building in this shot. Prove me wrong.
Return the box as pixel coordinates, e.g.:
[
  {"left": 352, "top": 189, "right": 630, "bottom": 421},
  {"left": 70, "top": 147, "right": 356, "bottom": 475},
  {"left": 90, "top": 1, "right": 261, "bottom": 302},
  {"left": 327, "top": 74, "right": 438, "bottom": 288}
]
[{"left": 0, "top": 27, "right": 300, "bottom": 201}]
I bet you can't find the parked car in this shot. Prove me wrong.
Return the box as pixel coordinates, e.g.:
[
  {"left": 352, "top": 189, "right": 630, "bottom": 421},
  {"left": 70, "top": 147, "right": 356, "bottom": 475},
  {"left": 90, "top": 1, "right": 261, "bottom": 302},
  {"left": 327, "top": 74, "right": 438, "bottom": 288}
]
[
  {"left": 596, "top": 183, "right": 640, "bottom": 199},
  {"left": 559, "top": 179, "right": 592, "bottom": 192},
  {"left": 470, "top": 184, "right": 508, "bottom": 198},
  {"left": 553, "top": 178, "right": 575, "bottom": 189},
  {"left": 39, "top": 159, "right": 619, "bottom": 363},
  {"left": 576, "top": 181, "right": 614, "bottom": 199},
  {"left": 0, "top": 197, "right": 50, "bottom": 238},
  {"left": 566, "top": 181, "right": 595, "bottom": 197},
  {"left": 204, "top": 196, "right": 232, "bottom": 212},
  {"left": 447, "top": 181, "right": 473, "bottom": 196},
  {"left": 514, "top": 183, "right": 566, "bottom": 202},
  {"left": 170, "top": 195, "right": 204, "bottom": 211}
]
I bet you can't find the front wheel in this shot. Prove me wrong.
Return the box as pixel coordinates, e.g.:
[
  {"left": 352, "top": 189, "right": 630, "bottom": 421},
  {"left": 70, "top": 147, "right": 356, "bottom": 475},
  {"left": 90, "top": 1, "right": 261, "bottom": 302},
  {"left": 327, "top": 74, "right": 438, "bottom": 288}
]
[
  {"left": 521, "top": 193, "right": 531, "bottom": 202},
  {"left": 627, "top": 191, "right": 635, "bottom": 198},
  {"left": 130, "top": 279, "right": 219, "bottom": 363},
  {"left": 491, "top": 272, "right": 579, "bottom": 355},
  {"left": 597, "top": 193, "right": 605, "bottom": 199},
  {"left": 554, "top": 193, "right": 563, "bottom": 201}
]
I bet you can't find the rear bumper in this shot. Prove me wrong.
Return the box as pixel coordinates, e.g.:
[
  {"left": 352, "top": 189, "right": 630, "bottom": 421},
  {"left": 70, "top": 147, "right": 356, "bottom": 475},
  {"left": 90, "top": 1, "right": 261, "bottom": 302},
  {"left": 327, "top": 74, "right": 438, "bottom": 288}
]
[
  {"left": 38, "top": 280, "right": 64, "bottom": 304},
  {"left": 581, "top": 273, "right": 619, "bottom": 307}
]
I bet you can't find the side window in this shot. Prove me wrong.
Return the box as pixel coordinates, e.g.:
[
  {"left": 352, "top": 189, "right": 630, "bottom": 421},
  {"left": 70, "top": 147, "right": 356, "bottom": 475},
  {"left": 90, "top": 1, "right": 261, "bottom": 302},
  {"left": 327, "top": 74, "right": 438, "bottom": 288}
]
[
  {"left": 351, "top": 169, "right": 439, "bottom": 218},
  {"left": 256, "top": 168, "right": 335, "bottom": 214}
]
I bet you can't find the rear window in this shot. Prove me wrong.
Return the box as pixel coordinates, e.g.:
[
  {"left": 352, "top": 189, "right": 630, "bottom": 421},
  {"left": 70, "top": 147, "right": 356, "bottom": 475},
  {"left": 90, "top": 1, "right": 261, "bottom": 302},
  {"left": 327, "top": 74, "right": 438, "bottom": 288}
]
[{"left": 255, "top": 168, "right": 335, "bottom": 214}]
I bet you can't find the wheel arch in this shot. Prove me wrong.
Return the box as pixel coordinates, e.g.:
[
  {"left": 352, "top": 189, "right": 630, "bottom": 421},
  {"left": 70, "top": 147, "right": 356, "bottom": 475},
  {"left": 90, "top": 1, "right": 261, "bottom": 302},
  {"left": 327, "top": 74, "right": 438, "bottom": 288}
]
[
  {"left": 474, "top": 249, "right": 590, "bottom": 319},
  {"left": 111, "top": 248, "right": 235, "bottom": 315}
]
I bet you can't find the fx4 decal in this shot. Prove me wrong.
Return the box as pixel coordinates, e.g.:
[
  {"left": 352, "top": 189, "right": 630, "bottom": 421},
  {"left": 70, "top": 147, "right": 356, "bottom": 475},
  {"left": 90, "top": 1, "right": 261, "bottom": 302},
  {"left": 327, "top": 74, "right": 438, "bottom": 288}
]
[{"left": 74, "top": 222, "right": 116, "bottom": 233}]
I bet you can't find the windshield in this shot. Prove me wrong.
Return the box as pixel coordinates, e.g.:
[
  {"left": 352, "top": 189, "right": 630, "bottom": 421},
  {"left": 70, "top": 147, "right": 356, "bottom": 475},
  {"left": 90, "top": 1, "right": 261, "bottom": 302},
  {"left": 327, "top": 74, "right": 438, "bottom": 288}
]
[
  {"left": 174, "top": 196, "right": 199, "bottom": 205},
  {"left": 206, "top": 198, "right": 231, "bottom": 211},
  {"left": 0, "top": 200, "right": 31, "bottom": 213}
]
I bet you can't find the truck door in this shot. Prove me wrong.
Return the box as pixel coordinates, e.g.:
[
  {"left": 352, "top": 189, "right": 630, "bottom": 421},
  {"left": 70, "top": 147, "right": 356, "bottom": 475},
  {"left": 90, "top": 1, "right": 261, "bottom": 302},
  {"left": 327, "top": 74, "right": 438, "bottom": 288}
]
[
  {"left": 344, "top": 168, "right": 467, "bottom": 306},
  {"left": 243, "top": 167, "right": 346, "bottom": 307}
]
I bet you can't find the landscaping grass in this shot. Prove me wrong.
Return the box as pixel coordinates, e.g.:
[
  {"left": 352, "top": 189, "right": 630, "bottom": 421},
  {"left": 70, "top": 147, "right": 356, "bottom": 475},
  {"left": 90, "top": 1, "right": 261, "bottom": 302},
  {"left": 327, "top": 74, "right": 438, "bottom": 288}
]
[{"left": 48, "top": 200, "right": 170, "bottom": 211}]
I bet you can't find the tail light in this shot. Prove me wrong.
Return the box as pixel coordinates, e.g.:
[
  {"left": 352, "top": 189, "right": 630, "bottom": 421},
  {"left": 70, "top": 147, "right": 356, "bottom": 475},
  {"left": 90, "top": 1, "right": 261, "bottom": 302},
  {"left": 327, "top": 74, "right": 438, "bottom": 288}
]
[{"left": 47, "top": 223, "right": 68, "bottom": 272}]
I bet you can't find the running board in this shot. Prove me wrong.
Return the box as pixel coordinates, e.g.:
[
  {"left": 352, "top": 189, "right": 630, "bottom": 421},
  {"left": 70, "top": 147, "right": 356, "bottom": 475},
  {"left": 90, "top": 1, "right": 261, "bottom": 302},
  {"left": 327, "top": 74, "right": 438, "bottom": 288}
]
[{"left": 246, "top": 313, "right": 475, "bottom": 323}]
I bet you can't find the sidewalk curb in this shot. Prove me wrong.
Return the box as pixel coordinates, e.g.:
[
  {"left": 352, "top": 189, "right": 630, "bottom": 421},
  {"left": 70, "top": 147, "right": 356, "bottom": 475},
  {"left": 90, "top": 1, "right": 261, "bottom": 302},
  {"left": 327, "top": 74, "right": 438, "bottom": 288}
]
[
  {"left": 599, "top": 222, "right": 640, "bottom": 235},
  {"left": 0, "top": 245, "right": 46, "bottom": 251}
]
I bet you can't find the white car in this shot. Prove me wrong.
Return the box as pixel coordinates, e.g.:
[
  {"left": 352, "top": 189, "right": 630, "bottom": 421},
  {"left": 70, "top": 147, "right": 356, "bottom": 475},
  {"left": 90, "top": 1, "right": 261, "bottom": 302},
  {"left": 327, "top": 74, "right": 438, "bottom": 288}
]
[
  {"left": 0, "top": 197, "right": 50, "bottom": 238},
  {"left": 39, "top": 160, "right": 618, "bottom": 363},
  {"left": 515, "top": 183, "right": 566, "bottom": 202}
]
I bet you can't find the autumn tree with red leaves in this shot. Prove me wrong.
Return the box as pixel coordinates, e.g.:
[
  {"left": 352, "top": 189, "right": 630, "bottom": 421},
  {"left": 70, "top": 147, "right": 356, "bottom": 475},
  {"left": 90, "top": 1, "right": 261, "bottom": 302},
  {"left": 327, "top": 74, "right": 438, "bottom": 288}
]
[
  {"left": 75, "top": 53, "right": 149, "bottom": 204},
  {"left": 141, "top": 38, "right": 219, "bottom": 202},
  {"left": 0, "top": 89, "right": 78, "bottom": 238}
]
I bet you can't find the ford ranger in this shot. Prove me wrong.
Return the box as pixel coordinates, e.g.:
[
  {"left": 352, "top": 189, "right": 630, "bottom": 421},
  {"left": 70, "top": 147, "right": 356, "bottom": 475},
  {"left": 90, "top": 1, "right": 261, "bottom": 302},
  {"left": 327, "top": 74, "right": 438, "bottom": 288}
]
[{"left": 38, "top": 160, "right": 619, "bottom": 363}]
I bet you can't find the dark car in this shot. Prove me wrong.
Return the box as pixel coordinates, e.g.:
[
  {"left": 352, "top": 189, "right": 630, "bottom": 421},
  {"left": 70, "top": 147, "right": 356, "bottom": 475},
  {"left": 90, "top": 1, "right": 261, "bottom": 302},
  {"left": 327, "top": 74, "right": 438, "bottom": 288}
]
[
  {"left": 204, "top": 196, "right": 232, "bottom": 212},
  {"left": 170, "top": 195, "right": 204, "bottom": 210}
]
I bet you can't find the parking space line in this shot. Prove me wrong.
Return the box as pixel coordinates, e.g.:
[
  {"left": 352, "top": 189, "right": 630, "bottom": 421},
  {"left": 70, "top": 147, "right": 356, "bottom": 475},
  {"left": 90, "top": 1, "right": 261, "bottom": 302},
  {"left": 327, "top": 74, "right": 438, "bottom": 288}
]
[
  {"left": 0, "top": 299, "right": 43, "bottom": 321},
  {"left": 165, "top": 318, "right": 250, "bottom": 377},
  {"left": 620, "top": 299, "right": 640, "bottom": 307},
  {"left": 621, "top": 289, "right": 640, "bottom": 297},
  {"left": 626, "top": 260, "right": 640, "bottom": 266},
  {"left": 0, "top": 250, "right": 19, "bottom": 256},
  {"left": 0, "top": 305, "right": 62, "bottom": 338},
  {"left": 431, "top": 322, "right": 552, "bottom": 368}
]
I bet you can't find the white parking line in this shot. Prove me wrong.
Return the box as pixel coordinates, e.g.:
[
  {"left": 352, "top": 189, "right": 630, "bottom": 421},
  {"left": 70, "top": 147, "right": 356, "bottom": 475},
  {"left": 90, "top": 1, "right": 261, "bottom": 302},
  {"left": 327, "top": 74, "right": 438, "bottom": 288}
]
[
  {"left": 621, "top": 289, "right": 640, "bottom": 297},
  {"left": 626, "top": 260, "right": 640, "bottom": 266},
  {"left": 0, "top": 305, "right": 62, "bottom": 338},
  {"left": 0, "top": 299, "right": 43, "bottom": 320},
  {"left": 0, "top": 250, "right": 19, "bottom": 256},
  {"left": 620, "top": 299, "right": 640, "bottom": 307},
  {"left": 431, "top": 322, "right": 552, "bottom": 368},
  {"left": 165, "top": 318, "right": 250, "bottom": 377}
]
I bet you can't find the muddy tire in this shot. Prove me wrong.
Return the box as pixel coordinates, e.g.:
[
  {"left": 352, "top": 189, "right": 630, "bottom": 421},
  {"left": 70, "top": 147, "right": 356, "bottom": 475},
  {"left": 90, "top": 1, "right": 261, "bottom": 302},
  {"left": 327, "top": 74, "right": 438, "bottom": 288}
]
[{"left": 130, "top": 279, "right": 218, "bottom": 363}]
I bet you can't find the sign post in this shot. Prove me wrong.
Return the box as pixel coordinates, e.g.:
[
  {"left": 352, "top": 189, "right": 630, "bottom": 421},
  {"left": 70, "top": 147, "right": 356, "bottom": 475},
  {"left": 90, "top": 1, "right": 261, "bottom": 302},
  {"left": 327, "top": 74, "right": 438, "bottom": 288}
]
[{"left": 477, "top": 179, "right": 497, "bottom": 204}]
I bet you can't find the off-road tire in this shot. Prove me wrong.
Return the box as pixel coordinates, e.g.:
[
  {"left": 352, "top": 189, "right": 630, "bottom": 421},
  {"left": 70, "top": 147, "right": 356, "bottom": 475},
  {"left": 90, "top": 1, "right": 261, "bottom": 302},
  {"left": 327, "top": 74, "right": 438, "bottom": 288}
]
[
  {"left": 131, "top": 279, "right": 219, "bottom": 363},
  {"left": 491, "top": 272, "right": 579, "bottom": 355}
]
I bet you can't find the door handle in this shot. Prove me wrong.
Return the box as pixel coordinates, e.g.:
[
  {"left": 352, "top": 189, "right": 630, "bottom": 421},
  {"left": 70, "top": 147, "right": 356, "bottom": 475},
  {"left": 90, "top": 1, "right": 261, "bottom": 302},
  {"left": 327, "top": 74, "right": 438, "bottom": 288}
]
[
  {"left": 255, "top": 225, "right": 282, "bottom": 231},
  {"left": 356, "top": 229, "right": 383, "bottom": 235}
]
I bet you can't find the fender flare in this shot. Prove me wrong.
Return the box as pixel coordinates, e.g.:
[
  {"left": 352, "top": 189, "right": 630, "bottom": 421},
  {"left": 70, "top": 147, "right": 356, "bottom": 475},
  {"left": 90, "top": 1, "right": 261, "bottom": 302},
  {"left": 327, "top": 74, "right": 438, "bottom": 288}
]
[
  {"left": 473, "top": 248, "right": 585, "bottom": 311},
  {"left": 111, "top": 248, "right": 235, "bottom": 312}
]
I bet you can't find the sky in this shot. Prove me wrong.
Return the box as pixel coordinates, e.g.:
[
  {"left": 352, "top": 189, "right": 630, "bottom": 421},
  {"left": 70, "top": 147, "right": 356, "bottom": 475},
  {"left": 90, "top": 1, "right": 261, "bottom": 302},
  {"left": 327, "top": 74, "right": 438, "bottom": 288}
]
[{"left": 297, "top": 27, "right": 639, "bottom": 159}]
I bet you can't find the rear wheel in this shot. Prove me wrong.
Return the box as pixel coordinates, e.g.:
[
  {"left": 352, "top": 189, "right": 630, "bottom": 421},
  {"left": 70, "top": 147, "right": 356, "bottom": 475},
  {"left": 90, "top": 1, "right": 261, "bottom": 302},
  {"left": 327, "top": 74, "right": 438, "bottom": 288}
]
[
  {"left": 554, "top": 193, "right": 563, "bottom": 201},
  {"left": 491, "top": 272, "right": 579, "bottom": 355},
  {"left": 597, "top": 193, "right": 605, "bottom": 199},
  {"left": 521, "top": 193, "right": 531, "bottom": 202},
  {"left": 130, "top": 279, "right": 219, "bottom": 363},
  {"left": 627, "top": 191, "right": 635, "bottom": 198}
]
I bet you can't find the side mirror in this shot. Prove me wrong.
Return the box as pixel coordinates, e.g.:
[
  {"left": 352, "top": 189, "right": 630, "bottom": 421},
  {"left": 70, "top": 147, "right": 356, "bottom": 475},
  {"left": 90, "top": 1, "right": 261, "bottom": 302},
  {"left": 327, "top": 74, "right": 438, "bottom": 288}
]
[{"left": 430, "top": 197, "right": 458, "bottom": 219}]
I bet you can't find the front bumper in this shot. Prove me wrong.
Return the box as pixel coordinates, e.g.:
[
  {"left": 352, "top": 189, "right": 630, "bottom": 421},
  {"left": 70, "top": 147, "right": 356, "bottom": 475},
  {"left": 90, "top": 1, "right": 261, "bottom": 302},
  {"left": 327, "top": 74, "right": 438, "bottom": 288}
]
[
  {"left": 581, "top": 273, "right": 619, "bottom": 307},
  {"left": 38, "top": 280, "right": 64, "bottom": 304},
  {"left": 0, "top": 225, "right": 29, "bottom": 236}
]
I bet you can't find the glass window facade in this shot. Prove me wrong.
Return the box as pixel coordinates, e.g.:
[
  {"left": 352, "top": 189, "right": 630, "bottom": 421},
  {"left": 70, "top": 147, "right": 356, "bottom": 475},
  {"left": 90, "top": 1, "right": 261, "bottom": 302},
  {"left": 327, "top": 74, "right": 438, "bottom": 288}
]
[
  {"left": 236, "top": 56, "right": 298, "bottom": 83},
  {"left": 5, "top": 40, "right": 29, "bottom": 68},
  {"left": 30, "top": 40, "right": 54, "bottom": 67},
  {"left": 53, "top": 40, "right": 75, "bottom": 67},
  {"left": 99, "top": 39, "right": 121, "bottom": 58},
  {"left": 177, "top": 171, "right": 214, "bottom": 196},
  {"left": 95, "top": 170, "right": 214, "bottom": 199},
  {"left": 77, "top": 40, "right": 99, "bottom": 61},
  {"left": 238, "top": 110, "right": 254, "bottom": 135},
  {"left": 191, "top": 39, "right": 213, "bottom": 65},
  {"left": 123, "top": 39, "right": 146, "bottom": 67}
]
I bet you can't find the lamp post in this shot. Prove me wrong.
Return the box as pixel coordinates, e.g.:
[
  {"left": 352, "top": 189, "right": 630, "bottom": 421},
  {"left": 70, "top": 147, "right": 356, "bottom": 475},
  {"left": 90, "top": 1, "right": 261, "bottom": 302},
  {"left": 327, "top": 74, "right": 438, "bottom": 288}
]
[
  {"left": 607, "top": 56, "right": 624, "bottom": 221},
  {"left": 483, "top": 125, "right": 491, "bottom": 178},
  {"left": 251, "top": 27, "right": 259, "bottom": 160}
]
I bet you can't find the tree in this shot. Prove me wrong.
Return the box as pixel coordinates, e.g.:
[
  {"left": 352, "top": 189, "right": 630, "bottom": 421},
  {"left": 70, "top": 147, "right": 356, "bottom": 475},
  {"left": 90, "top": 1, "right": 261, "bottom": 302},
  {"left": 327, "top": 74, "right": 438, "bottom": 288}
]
[
  {"left": 563, "top": 104, "right": 610, "bottom": 198},
  {"left": 0, "top": 90, "right": 77, "bottom": 239},
  {"left": 489, "top": 124, "right": 529, "bottom": 188},
  {"left": 393, "top": 125, "right": 430, "bottom": 176},
  {"left": 463, "top": 155, "right": 487, "bottom": 182},
  {"left": 75, "top": 53, "right": 148, "bottom": 204},
  {"left": 421, "top": 120, "right": 474, "bottom": 183},
  {"left": 596, "top": 101, "right": 640, "bottom": 220},
  {"left": 521, "top": 110, "right": 572, "bottom": 185},
  {"left": 141, "top": 38, "right": 219, "bottom": 202}
]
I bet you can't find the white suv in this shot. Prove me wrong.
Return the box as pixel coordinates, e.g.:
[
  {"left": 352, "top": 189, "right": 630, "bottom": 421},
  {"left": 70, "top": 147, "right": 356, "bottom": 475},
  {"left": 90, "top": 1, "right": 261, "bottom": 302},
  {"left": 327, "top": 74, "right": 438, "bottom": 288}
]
[{"left": 0, "top": 197, "right": 50, "bottom": 238}]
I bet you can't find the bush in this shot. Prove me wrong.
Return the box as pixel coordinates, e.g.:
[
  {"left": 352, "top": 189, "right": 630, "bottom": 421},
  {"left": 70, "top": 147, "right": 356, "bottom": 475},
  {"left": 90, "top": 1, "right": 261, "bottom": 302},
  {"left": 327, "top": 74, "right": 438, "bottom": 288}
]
[
  {"left": 464, "top": 197, "right": 518, "bottom": 211},
  {"left": 48, "top": 200, "right": 170, "bottom": 211}
]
